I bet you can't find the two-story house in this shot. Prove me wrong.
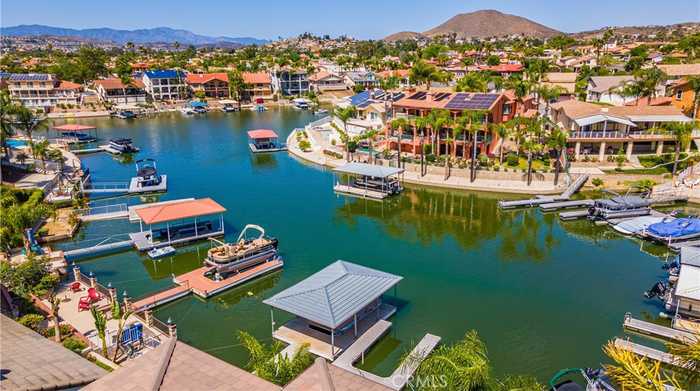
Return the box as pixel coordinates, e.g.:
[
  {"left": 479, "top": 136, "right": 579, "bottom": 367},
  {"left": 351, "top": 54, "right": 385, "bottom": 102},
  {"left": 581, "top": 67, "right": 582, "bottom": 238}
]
[
  {"left": 185, "top": 73, "right": 229, "bottom": 98},
  {"left": 142, "top": 70, "right": 188, "bottom": 101},
  {"left": 241, "top": 72, "right": 273, "bottom": 101},
  {"left": 6, "top": 73, "right": 81, "bottom": 111},
  {"left": 94, "top": 78, "right": 147, "bottom": 106},
  {"left": 270, "top": 68, "right": 309, "bottom": 96}
]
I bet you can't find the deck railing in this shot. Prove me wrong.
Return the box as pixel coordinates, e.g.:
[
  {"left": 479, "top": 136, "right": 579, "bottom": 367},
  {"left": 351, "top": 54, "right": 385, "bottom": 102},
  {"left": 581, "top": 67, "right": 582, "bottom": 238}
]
[{"left": 74, "top": 203, "right": 128, "bottom": 216}]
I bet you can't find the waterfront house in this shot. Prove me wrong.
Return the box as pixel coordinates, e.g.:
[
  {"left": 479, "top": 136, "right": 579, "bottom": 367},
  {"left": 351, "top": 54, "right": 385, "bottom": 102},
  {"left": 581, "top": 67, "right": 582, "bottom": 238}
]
[
  {"left": 264, "top": 260, "right": 402, "bottom": 360},
  {"left": 185, "top": 72, "right": 229, "bottom": 98},
  {"left": 343, "top": 71, "right": 378, "bottom": 90},
  {"left": 142, "top": 70, "right": 188, "bottom": 101},
  {"left": 270, "top": 67, "right": 310, "bottom": 96},
  {"left": 390, "top": 91, "right": 509, "bottom": 156},
  {"left": 309, "top": 71, "right": 346, "bottom": 92},
  {"left": 94, "top": 78, "right": 147, "bottom": 106},
  {"left": 549, "top": 99, "right": 694, "bottom": 161},
  {"left": 7, "top": 73, "right": 81, "bottom": 111},
  {"left": 668, "top": 78, "right": 700, "bottom": 119},
  {"left": 242, "top": 72, "right": 273, "bottom": 101}
]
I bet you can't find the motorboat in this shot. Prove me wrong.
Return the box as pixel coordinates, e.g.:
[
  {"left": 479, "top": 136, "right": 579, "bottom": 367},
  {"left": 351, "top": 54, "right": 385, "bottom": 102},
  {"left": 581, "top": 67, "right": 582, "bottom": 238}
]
[
  {"left": 587, "top": 196, "right": 651, "bottom": 220},
  {"left": 645, "top": 217, "right": 700, "bottom": 243},
  {"left": 193, "top": 106, "right": 208, "bottom": 114},
  {"left": 314, "top": 108, "right": 328, "bottom": 115},
  {"left": 134, "top": 158, "right": 162, "bottom": 187},
  {"left": 293, "top": 98, "right": 311, "bottom": 110},
  {"left": 108, "top": 138, "right": 139, "bottom": 153},
  {"left": 612, "top": 215, "right": 674, "bottom": 236},
  {"left": 148, "top": 246, "right": 176, "bottom": 259},
  {"left": 222, "top": 104, "right": 238, "bottom": 112},
  {"left": 179, "top": 107, "right": 195, "bottom": 115},
  {"left": 205, "top": 224, "right": 278, "bottom": 273},
  {"left": 112, "top": 110, "right": 137, "bottom": 119}
]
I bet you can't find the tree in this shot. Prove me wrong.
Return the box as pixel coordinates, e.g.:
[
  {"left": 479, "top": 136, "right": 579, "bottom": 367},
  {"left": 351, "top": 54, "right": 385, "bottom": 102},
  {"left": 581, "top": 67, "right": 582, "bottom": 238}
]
[
  {"left": 14, "top": 108, "right": 47, "bottom": 158},
  {"left": 547, "top": 125, "right": 568, "bottom": 186},
  {"left": 237, "top": 330, "right": 313, "bottom": 385},
  {"left": 625, "top": 67, "right": 667, "bottom": 105},
  {"left": 455, "top": 72, "right": 488, "bottom": 93},
  {"left": 226, "top": 69, "right": 246, "bottom": 108},
  {"left": 112, "top": 307, "right": 134, "bottom": 361},
  {"left": 390, "top": 117, "right": 408, "bottom": 167},
  {"left": 31, "top": 140, "right": 50, "bottom": 173},
  {"left": 521, "top": 117, "right": 545, "bottom": 186},
  {"left": 333, "top": 106, "right": 356, "bottom": 161},
  {"left": 114, "top": 53, "right": 133, "bottom": 85},
  {"left": 0, "top": 91, "right": 19, "bottom": 160},
  {"left": 537, "top": 84, "right": 565, "bottom": 115},
  {"left": 90, "top": 305, "right": 108, "bottom": 357},
  {"left": 48, "top": 292, "right": 61, "bottom": 342},
  {"left": 409, "top": 61, "right": 443, "bottom": 91},
  {"left": 486, "top": 55, "right": 500, "bottom": 66},
  {"left": 74, "top": 47, "right": 108, "bottom": 84},
  {"left": 491, "top": 122, "right": 510, "bottom": 165},
  {"left": 657, "top": 121, "right": 696, "bottom": 176}
]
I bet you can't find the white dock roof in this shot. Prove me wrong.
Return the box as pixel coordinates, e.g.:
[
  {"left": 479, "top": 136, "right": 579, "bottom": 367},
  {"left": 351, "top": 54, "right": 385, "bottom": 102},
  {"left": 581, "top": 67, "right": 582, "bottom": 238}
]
[
  {"left": 263, "top": 260, "right": 402, "bottom": 329},
  {"left": 333, "top": 162, "right": 404, "bottom": 178},
  {"left": 676, "top": 264, "right": 700, "bottom": 301}
]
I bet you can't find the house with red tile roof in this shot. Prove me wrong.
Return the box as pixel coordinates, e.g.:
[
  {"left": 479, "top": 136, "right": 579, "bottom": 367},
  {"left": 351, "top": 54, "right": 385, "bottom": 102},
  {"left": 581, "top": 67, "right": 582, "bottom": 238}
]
[
  {"left": 6, "top": 73, "right": 82, "bottom": 111},
  {"left": 242, "top": 72, "right": 273, "bottom": 101},
  {"left": 185, "top": 72, "right": 229, "bottom": 98},
  {"left": 309, "top": 71, "right": 346, "bottom": 92}
]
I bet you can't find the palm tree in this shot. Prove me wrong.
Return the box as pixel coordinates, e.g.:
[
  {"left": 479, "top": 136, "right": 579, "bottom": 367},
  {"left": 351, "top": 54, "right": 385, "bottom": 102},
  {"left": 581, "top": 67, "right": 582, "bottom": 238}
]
[
  {"left": 390, "top": 117, "right": 408, "bottom": 167},
  {"left": 90, "top": 305, "right": 108, "bottom": 357},
  {"left": 537, "top": 84, "right": 565, "bottom": 115},
  {"left": 465, "top": 111, "right": 486, "bottom": 182},
  {"left": 15, "top": 108, "right": 47, "bottom": 158},
  {"left": 48, "top": 292, "right": 61, "bottom": 343},
  {"left": 490, "top": 122, "right": 509, "bottom": 165},
  {"left": 522, "top": 117, "right": 544, "bottom": 186},
  {"left": 657, "top": 121, "right": 696, "bottom": 176},
  {"left": 455, "top": 72, "right": 488, "bottom": 93},
  {"left": 112, "top": 308, "right": 134, "bottom": 361},
  {"left": 626, "top": 67, "right": 668, "bottom": 105},
  {"left": 227, "top": 69, "right": 246, "bottom": 108},
  {"left": 547, "top": 125, "right": 568, "bottom": 186},
  {"left": 334, "top": 106, "right": 356, "bottom": 161},
  {"left": 31, "top": 140, "right": 50, "bottom": 173},
  {"left": 409, "top": 61, "right": 442, "bottom": 91},
  {"left": 237, "top": 330, "right": 313, "bottom": 385}
]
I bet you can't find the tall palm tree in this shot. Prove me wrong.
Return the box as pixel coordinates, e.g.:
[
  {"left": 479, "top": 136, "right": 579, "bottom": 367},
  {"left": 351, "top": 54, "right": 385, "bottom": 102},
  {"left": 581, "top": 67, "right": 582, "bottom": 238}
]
[
  {"left": 547, "top": 125, "right": 569, "bottom": 186},
  {"left": 626, "top": 67, "right": 668, "bottom": 105},
  {"left": 237, "top": 330, "right": 313, "bottom": 385},
  {"left": 390, "top": 117, "right": 408, "bottom": 167},
  {"left": 334, "top": 106, "right": 356, "bottom": 161},
  {"left": 90, "top": 305, "right": 108, "bottom": 357},
  {"left": 491, "top": 122, "right": 510, "bottom": 165},
  {"left": 15, "top": 108, "right": 47, "bottom": 158},
  {"left": 31, "top": 140, "right": 50, "bottom": 173},
  {"left": 466, "top": 111, "right": 486, "bottom": 182},
  {"left": 227, "top": 69, "right": 246, "bottom": 108},
  {"left": 0, "top": 90, "right": 19, "bottom": 160},
  {"left": 537, "top": 84, "right": 565, "bottom": 115},
  {"left": 657, "top": 121, "right": 696, "bottom": 176},
  {"left": 522, "top": 117, "right": 545, "bottom": 186},
  {"left": 409, "top": 61, "right": 442, "bottom": 91}
]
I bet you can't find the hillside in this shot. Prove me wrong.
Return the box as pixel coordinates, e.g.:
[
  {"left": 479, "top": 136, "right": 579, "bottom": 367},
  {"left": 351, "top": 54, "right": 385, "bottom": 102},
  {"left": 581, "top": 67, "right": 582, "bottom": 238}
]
[
  {"left": 0, "top": 25, "right": 269, "bottom": 46},
  {"left": 572, "top": 22, "right": 700, "bottom": 39},
  {"left": 423, "top": 10, "right": 561, "bottom": 39},
  {"left": 383, "top": 31, "right": 426, "bottom": 42}
]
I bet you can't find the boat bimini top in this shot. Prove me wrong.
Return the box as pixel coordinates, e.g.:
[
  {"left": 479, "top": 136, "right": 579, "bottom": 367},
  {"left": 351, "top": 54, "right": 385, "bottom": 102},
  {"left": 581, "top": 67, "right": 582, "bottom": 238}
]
[{"left": 594, "top": 196, "right": 651, "bottom": 211}]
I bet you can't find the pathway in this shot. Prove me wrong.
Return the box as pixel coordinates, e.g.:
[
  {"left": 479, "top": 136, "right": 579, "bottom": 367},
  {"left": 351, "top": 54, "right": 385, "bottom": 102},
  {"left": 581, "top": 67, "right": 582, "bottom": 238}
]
[{"left": 623, "top": 315, "right": 698, "bottom": 343}]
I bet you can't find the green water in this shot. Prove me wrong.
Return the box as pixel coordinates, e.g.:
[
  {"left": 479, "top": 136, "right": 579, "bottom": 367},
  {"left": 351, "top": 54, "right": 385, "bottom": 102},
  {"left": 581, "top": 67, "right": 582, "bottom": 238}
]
[{"left": 56, "top": 109, "right": 672, "bottom": 381}]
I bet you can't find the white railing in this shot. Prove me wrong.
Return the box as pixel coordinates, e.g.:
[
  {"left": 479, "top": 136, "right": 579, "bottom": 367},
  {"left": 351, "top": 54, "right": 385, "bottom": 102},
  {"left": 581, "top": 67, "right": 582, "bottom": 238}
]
[
  {"left": 307, "top": 115, "right": 331, "bottom": 129},
  {"left": 75, "top": 203, "right": 128, "bottom": 216}
]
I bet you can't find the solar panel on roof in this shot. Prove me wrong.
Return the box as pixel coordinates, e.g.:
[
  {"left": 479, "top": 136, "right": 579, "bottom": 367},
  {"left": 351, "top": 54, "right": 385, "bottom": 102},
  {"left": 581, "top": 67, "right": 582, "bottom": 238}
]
[
  {"left": 408, "top": 91, "right": 427, "bottom": 100},
  {"left": 9, "top": 73, "right": 50, "bottom": 81},
  {"left": 444, "top": 92, "right": 498, "bottom": 110}
]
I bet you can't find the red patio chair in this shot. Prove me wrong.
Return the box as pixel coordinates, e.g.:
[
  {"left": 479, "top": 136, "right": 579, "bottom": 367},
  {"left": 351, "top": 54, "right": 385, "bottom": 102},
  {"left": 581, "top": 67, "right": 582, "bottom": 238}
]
[
  {"left": 78, "top": 296, "right": 91, "bottom": 311},
  {"left": 70, "top": 282, "right": 82, "bottom": 292},
  {"left": 87, "top": 287, "right": 103, "bottom": 302}
]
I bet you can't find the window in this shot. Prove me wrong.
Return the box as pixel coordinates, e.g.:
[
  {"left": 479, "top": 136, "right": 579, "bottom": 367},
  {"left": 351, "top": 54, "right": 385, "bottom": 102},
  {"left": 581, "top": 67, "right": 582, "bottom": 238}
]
[
  {"left": 503, "top": 103, "right": 512, "bottom": 115},
  {"left": 676, "top": 89, "right": 683, "bottom": 100}
]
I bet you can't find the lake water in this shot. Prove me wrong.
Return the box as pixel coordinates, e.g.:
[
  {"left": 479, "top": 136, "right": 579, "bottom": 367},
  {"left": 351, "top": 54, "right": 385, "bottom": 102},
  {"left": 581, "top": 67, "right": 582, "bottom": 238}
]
[{"left": 54, "top": 109, "right": 671, "bottom": 381}]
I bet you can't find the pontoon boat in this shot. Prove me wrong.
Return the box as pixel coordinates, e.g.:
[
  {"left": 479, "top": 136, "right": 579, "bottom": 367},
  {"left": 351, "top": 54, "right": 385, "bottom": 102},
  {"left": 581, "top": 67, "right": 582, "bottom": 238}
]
[
  {"left": 148, "top": 246, "right": 176, "bottom": 259},
  {"left": 204, "top": 224, "right": 278, "bottom": 273},
  {"left": 587, "top": 196, "right": 651, "bottom": 220},
  {"left": 612, "top": 215, "right": 673, "bottom": 236},
  {"left": 645, "top": 217, "right": 700, "bottom": 243},
  {"left": 108, "top": 138, "right": 139, "bottom": 153}
]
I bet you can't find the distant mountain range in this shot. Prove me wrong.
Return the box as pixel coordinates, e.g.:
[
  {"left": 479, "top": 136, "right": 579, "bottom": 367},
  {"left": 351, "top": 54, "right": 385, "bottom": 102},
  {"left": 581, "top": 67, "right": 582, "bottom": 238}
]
[
  {"left": 384, "top": 9, "right": 698, "bottom": 41},
  {"left": 1, "top": 25, "right": 269, "bottom": 46}
]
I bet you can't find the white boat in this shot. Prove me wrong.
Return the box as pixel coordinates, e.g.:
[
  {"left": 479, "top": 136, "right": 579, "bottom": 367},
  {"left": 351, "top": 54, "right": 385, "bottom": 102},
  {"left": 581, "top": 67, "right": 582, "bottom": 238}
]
[
  {"left": 179, "top": 107, "right": 195, "bottom": 115},
  {"left": 148, "top": 246, "right": 176, "bottom": 259},
  {"left": 204, "top": 224, "right": 278, "bottom": 273},
  {"left": 108, "top": 138, "right": 139, "bottom": 153},
  {"left": 612, "top": 216, "right": 674, "bottom": 235},
  {"left": 293, "top": 98, "right": 311, "bottom": 110}
]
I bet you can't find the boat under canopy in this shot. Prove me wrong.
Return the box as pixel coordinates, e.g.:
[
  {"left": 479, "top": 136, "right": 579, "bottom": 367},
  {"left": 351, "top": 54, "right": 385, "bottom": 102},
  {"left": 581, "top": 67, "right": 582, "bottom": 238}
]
[{"left": 333, "top": 163, "right": 404, "bottom": 200}]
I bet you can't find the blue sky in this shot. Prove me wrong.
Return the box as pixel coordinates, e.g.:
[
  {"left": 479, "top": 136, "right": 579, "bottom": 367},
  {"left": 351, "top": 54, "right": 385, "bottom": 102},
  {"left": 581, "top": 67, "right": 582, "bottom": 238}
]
[{"left": 2, "top": 0, "right": 698, "bottom": 40}]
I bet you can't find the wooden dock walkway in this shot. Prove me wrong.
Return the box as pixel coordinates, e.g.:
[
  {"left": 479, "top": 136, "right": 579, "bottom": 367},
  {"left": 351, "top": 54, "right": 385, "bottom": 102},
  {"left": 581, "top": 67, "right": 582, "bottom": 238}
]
[
  {"left": 499, "top": 175, "right": 589, "bottom": 210},
  {"left": 614, "top": 338, "right": 678, "bottom": 366},
  {"left": 332, "top": 322, "right": 440, "bottom": 391},
  {"left": 669, "top": 239, "right": 700, "bottom": 252},
  {"left": 64, "top": 239, "right": 134, "bottom": 260},
  {"left": 334, "top": 184, "right": 389, "bottom": 200},
  {"left": 131, "top": 284, "right": 191, "bottom": 312},
  {"left": 174, "top": 259, "right": 283, "bottom": 298},
  {"left": 623, "top": 315, "right": 698, "bottom": 343},
  {"left": 559, "top": 210, "right": 590, "bottom": 221},
  {"left": 79, "top": 210, "right": 129, "bottom": 222}
]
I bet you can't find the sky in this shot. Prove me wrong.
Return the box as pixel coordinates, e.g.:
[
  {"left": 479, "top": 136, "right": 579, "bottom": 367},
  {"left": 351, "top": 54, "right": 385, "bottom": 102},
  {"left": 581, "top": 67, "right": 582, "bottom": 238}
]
[{"left": 2, "top": 0, "right": 699, "bottom": 40}]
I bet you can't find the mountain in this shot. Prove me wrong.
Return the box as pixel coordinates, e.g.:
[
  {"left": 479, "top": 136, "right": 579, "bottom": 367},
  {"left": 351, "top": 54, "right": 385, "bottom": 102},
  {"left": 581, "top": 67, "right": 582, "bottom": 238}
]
[
  {"left": 422, "top": 10, "right": 561, "bottom": 39},
  {"left": 0, "top": 25, "right": 269, "bottom": 46},
  {"left": 572, "top": 22, "right": 700, "bottom": 39},
  {"left": 383, "top": 31, "right": 425, "bottom": 42}
]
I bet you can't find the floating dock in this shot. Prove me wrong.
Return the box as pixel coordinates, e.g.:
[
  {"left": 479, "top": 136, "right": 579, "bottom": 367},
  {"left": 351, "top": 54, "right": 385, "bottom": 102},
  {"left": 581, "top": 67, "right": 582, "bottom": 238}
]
[
  {"left": 498, "top": 175, "right": 589, "bottom": 210},
  {"left": 559, "top": 210, "right": 590, "bottom": 221},
  {"left": 127, "top": 198, "right": 195, "bottom": 222},
  {"left": 623, "top": 315, "right": 698, "bottom": 343},
  {"left": 128, "top": 175, "right": 167, "bottom": 194},
  {"left": 332, "top": 320, "right": 440, "bottom": 391},
  {"left": 614, "top": 338, "right": 678, "bottom": 366},
  {"left": 334, "top": 184, "right": 389, "bottom": 200},
  {"left": 99, "top": 145, "right": 141, "bottom": 155},
  {"left": 64, "top": 239, "right": 134, "bottom": 260},
  {"left": 249, "top": 143, "right": 287, "bottom": 153},
  {"left": 540, "top": 199, "right": 595, "bottom": 212}
]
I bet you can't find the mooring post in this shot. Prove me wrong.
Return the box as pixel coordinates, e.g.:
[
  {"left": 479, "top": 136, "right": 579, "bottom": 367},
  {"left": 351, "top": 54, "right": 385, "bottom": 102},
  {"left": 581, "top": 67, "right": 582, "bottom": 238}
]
[{"left": 72, "top": 265, "right": 80, "bottom": 283}]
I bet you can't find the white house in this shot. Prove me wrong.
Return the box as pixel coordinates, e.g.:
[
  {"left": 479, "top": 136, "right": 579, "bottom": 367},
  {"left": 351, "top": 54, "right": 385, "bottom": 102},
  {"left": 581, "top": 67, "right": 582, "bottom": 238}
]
[{"left": 141, "top": 70, "right": 188, "bottom": 101}]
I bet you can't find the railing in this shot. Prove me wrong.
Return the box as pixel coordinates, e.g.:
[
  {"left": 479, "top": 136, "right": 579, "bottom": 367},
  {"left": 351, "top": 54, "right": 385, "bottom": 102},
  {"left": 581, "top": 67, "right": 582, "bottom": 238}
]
[
  {"left": 307, "top": 115, "right": 331, "bottom": 129},
  {"left": 83, "top": 181, "right": 130, "bottom": 191},
  {"left": 74, "top": 203, "right": 128, "bottom": 216},
  {"left": 150, "top": 316, "right": 172, "bottom": 336}
]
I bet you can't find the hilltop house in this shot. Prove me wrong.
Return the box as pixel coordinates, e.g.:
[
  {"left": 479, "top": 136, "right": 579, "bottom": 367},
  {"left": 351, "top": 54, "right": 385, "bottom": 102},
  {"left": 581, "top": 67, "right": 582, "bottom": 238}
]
[
  {"left": 6, "top": 73, "right": 82, "bottom": 111},
  {"left": 185, "top": 73, "right": 229, "bottom": 98},
  {"left": 142, "top": 70, "right": 188, "bottom": 101},
  {"left": 94, "top": 78, "right": 147, "bottom": 106},
  {"left": 549, "top": 99, "right": 694, "bottom": 161},
  {"left": 377, "top": 69, "right": 411, "bottom": 89},
  {"left": 242, "top": 72, "right": 273, "bottom": 101},
  {"left": 343, "top": 71, "right": 379, "bottom": 90}
]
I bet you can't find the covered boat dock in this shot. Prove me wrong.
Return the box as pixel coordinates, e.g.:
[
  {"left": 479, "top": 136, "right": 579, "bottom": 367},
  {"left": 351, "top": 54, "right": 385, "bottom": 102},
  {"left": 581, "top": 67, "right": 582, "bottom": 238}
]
[
  {"left": 263, "top": 260, "right": 402, "bottom": 360},
  {"left": 52, "top": 124, "right": 98, "bottom": 145},
  {"left": 333, "top": 162, "right": 404, "bottom": 200},
  {"left": 129, "top": 197, "right": 226, "bottom": 251},
  {"left": 247, "top": 129, "right": 286, "bottom": 153}
]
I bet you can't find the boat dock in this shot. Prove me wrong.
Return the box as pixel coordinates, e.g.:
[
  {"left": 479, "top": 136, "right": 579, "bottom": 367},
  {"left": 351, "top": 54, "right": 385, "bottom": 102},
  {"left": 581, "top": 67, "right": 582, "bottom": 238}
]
[
  {"left": 99, "top": 144, "right": 141, "bottom": 155},
  {"left": 334, "top": 184, "right": 388, "bottom": 200},
  {"left": 76, "top": 204, "right": 129, "bottom": 222},
  {"left": 249, "top": 143, "right": 287, "bottom": 153},
  {"left": 131, "top": 259, "right": 284, "bottom": 311},
  {"left": 669, "top": 239, "right": 700, "bottom": 252},
  {"left": 540, "top": 199, "right": 595, "bottom": 212},
  {"left": 127, "top": 198, "right": 195, "bottom": 222},
  {"left": 560, "top": 175, "right": 590, "bottom": 198},
  {"left": 498, "top": 175, "right": 589, "bottom": 210},
  {"left": 332, "top": 320, "right": 441, "bottom": 391},
  {"left": 64, "top": 238, "right": 134, "bottom": 260},
  {"left": 623, "top": 315, "right": 698, "bottom": 343},
  {"left": 614, "top": 338, "right": 678, "bottom": 366},
  {"left": 559, "top": 210, "right": 591, "bottom": 221}
]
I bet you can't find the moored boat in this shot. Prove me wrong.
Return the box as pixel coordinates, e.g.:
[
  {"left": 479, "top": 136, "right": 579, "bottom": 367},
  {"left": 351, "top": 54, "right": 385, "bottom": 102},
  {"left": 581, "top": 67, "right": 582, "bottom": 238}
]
[
  {"left": 644, "top": 217, "right": 700, "bottom": 244},
  {"left": 108, "top": 138, "right": 139, "bottom": 153},
  {"left": 612, "top": 215, "right": 673, "bottom": 236},
  {"left": 148, "top": 246, "right": 176, "bottom": 259},
  {"left": 587, "top": 196, "right": 651, "bottom": 220},
  {"left": 204, "top": 224, "right": 278, "bottom": 273}
]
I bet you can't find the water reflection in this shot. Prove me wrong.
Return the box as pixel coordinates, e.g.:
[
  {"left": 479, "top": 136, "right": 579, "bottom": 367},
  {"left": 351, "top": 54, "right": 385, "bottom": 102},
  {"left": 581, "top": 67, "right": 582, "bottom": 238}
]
[{"left": 250, "top": 153, "right": 278, "bottom": 169}]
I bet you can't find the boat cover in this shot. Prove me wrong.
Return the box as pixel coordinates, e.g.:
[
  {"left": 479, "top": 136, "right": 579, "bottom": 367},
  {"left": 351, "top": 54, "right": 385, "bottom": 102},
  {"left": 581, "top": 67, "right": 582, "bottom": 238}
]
[
  {"left": 614, "top": 216, "right": 668, "bottom": 234},
  {"left": 647, "top": 218, "right": 700, "bottom": 238},
  {"left": 595, "top": 196, "right": 650, "bottom": 211}
]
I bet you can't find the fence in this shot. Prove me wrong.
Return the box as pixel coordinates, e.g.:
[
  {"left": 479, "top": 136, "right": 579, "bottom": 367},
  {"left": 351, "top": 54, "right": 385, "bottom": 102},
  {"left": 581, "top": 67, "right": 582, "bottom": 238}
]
[{"left": 74, "top": 203, "right": 128, "bottom": 217}]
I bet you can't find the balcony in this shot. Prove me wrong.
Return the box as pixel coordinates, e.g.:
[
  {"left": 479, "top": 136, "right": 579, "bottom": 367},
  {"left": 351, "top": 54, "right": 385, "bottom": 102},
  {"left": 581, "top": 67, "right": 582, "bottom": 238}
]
[{"left": 568, "top": 131, "right": 675, "bottom": 141}]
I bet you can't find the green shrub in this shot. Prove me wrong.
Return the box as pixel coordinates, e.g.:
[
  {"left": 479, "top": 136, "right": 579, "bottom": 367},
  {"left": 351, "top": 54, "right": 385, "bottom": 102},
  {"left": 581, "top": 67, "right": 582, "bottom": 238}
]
[
  {"left": 506, "top": 153, "right": 519, "bottom": 167},
  {"left": 478, "top": 154, "right": 489, "bottom": 166},
  {"left": 45, "top": 324, "right": 73, "bottom": 339},
  {"left": 18, "top": 314, "right": 45, "bottom": 332},
  {"left": 33, "top": 273, "right": 60, "bottom": 297},
  {"left": 62, "top": 336, "right": 87, "bottom": 353},
  {"left": 298, "top": 140, "right": 311, "bottom": 151},
  {"left": 591, "top": 178, "right": 604, "bottom": 187}
]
